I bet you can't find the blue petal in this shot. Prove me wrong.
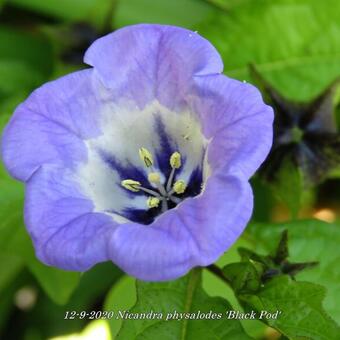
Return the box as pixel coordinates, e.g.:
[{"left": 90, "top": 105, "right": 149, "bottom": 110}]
[
  {"left": 84, "top": 24, "right": 223, "bottom": 110},
  {"left": 108, "top": 174, "right": 253, "bottom": 281}
]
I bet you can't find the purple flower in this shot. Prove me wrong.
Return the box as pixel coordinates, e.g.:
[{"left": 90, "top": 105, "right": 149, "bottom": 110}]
[{"left": 1, "top": 25, "right": 273, "bottom": 281}]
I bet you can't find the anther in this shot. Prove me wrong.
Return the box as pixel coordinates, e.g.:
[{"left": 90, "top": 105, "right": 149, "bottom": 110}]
[
  {"left": 121, "top": 179, "right": 141, "bottom": 192},
  {"left": 139, "top": 147, "right": 153, "bottom": 167},
  {"left": 147, "top": 197, "right": 160, "bottom": 208},
  {"left": 121, "top": 179, "right": 160, "bottom": 197},
  {"left": 166, "top": 151, "right": 182, "bottom": 191},
  {"left": 173, "top": 180, "right": 186, "bottom": 194},
  {"left": 170, "top": 152, "right": 181, "bottom": 169},
  {"left": 148, "top": 172, "right": 161, "bottom": 184}
]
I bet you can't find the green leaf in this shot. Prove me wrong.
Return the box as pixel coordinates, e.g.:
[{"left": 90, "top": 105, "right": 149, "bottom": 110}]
[
  {"left": 0, "top": 60, "right": 45, "bottom": 96},
  {"left": 202, "top": 238, "right": 266, "bottom": 339},
  {"left": 0, "top": 94, "right": 25, "bottom": 206},
  {"left": 247, "top": 220, "right": 340, "bottom": 321},
  {"left": 205, "top": 0, "right": 254, "bottom": 11},
  {"left": 273, "top": 229, "right": 289, "bottom": 265},
  {"left": 0, "top": 25, "right": 53, "bottom": 77},
  {"left": 104, "top": 276, "right": 137, "bottom": 338},
  {"left": 222, "top": 262, "right": 261, "bottom": 294},
  {"left": 0, "top": 269, "right": 26, "bottom": 334},
  {"left": 115, "top": 0, "right": 215, "bottom": 29},
  {"left": 270, "top": 156, "right": 304, "bottom": 219},
  {"left": 27, "top": 257, "right": 80, "bottom": 305},
  {"left": 0, "top": 92, "right": 26, "bottom": 124},
  {"left": 239, "top": 275, "right": 339, "bottom": 340},
  {"left": 250, "top": 176, "right": 275, "bottom": 222},
  {"left": 0, "top": 254, "right": 23, "bottom": 293},
  {"left": 0, "top": 26, "right": 53, "bottom": 98},
  {"left": 118, "top": 269, "right": 252, "bottom": 339},
  {"left": 9, "top": 0, "right": 114, "bottom": 28},
  {"left": 202, "top": 268, "right": 266, "bottom": 339},
  {"left": 197, "top": 0, "right": 340, "bottom": 101}
]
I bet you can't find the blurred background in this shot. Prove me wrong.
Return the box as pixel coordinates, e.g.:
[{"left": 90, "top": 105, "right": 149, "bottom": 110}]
[{"left": 0, "top": 0, "right": 339, "bottom": 339}]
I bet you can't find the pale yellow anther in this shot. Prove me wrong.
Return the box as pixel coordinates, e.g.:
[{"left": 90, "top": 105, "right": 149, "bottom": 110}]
[
  {"left": 148, "top": 172, "right": 160, "bottom": 184},
  {"left": 121, "top": 179, "right": 141, "bottom": 192},
  {"left": 173, "top": 180, "right": 186, "bottom": 194},
  {"left": 170, "top": 152, "right": 181, "bottom": 169},
  {"left": 147, "top": 197, "right": 160, "bottom": 208},
  {"left": 139, "top": 147, "right": 153, "bottom": 167}
]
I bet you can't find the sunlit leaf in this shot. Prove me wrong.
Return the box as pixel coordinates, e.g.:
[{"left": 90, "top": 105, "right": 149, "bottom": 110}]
[
  {"left": 198, "top": 0, "right": 340, "bottom": 101},
  {"left": 0, "top": 25, "right": 53, "bottom": 78},
  {"left": 205, "top": 0, "right": 254, "bottom": 11},
  {"left": 117, "top": 269, "right": 252, "bottom": 339},
  {"left": 202, "top": 238, "right": 266, "bottom": 339},
  {"left": 0, "top": 254, "right": 23, "bottom": 293},
  {"left": 8, "top": 0, "right": 114, "bottom": 29},
  {"left": 248, "top": 220, "right": 340, "bottom": 321},
  {"left": 270, "top": 159, "right": 303, "bottom": 218},
  {"left": 115, "top": 0, "right": 215, "bottom": 29},
  {"left": 27, "top": 258, "right": 80, "bottom": 305},
  {"left": 239, "top": 276, "right": 339, "bottom": 340},
  {"left": 104, "top": 276, "right": 136, "bottom": 337},
  {"left": 0, "top": 61, "right": 44, "bottom": 96}
]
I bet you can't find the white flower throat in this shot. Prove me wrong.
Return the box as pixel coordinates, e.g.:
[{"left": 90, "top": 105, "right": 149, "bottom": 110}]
[{"left": 77, "top": 101, "right": 208, "bottom": 224}]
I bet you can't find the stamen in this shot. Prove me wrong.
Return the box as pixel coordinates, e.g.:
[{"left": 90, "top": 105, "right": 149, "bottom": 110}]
[
  {"left": 139, "top": 147, "right": 153, "bottom": 167},
  {"left": 147, "top": 197, "right": 160, "bottom": 208},
  {"left": 161, "top": 198, "right": 168, "bottom": 212},
  {"left": 166, "top": 167, "right": 176, "bottom": 192},
  {"left": 156, "top": 182, "right": 167, "bottom": 197},
  {"left": 172, "top": 180, "right": 186, "bottom": 194},
  {"left": 121, "top": 179, "right": 141, "bottom": 192},
  {"left": 169, "top": 196, "right": 182, "bottom": 204},
  {"left": 170, "top": 151, "right": 181, "bottom": 169},
  {"left": 121, "top": 179, "right": 160, "bottom": 197},
  {"left": 139, "top": 187, "right": 161, "bottom": 197},
  {"left": 166, "top": 151, "right": 182, "bottom": 191},
  {"left": 148, "top": 172, "right": 161, "bottom": 184}
]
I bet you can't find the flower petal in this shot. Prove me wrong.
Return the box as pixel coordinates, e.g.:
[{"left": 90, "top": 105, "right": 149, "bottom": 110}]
[
  {"left": 1, "top": 69, "right": 102, "bottom": 181},
  {"left": 84, "top": 24, "right": 223, "bottom": 109},
  {"left": 25, "top": 164, "right": 116, "bottom": 271},
  {"left": 108, "top": 174, "right": 252, "bottom": 281},
  {"left": 192, "top": 75, "right": 274, "bottom": 179}
]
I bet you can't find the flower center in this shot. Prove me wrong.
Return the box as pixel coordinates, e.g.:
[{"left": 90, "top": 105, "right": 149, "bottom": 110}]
[
  {"left": 121, "top": 148, "right": 189, "bottom": 214},
  {"left": 77, "top": 102, "right": 207, "bottom": 226}
]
